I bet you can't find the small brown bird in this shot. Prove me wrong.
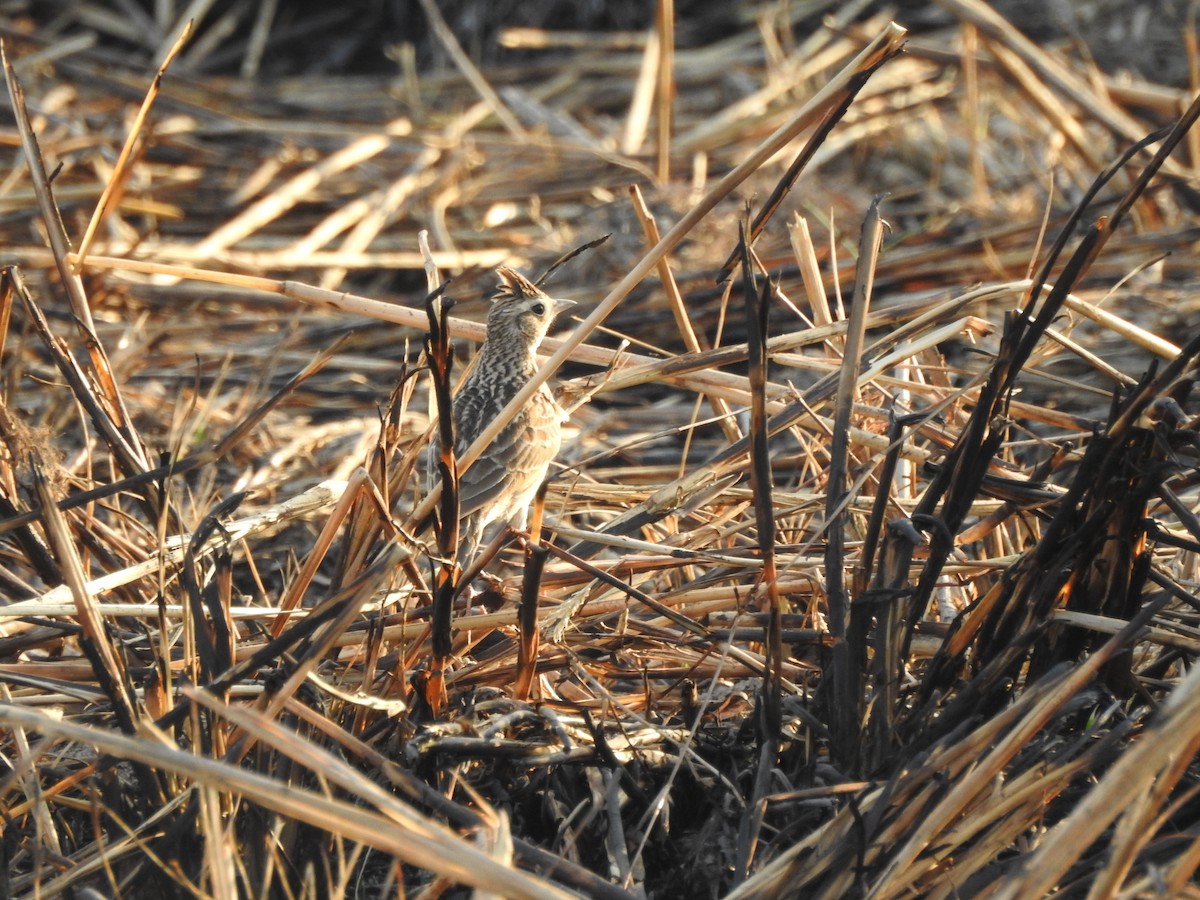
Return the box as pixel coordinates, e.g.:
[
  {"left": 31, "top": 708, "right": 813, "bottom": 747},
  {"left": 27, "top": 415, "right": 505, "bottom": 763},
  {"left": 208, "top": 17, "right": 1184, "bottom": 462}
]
[{"left": 432, "top": 266, "right": 575, "bottom": 566}]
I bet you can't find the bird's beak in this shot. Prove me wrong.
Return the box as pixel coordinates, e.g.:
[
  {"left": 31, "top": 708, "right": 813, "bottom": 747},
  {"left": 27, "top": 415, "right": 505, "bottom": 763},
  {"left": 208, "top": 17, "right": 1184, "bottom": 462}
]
[{"left": 554, "top": 299, "right": 577, "bottom": 315}]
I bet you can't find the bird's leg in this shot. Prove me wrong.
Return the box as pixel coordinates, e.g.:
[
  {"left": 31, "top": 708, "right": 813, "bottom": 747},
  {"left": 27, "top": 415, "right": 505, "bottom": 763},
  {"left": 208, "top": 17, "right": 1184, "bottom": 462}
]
[
  {"left": 453, "top": 522, "right": 520, "bottom": 604},
  {"left": 453, "top": 580, "right": 479, "bottom": 605}
]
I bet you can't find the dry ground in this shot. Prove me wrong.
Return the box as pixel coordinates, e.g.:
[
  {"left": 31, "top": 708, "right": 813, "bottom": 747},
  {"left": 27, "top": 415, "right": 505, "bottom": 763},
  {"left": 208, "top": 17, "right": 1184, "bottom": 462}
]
[{"left": 3, "top": 2, "right": 1200, "bottom": 897}]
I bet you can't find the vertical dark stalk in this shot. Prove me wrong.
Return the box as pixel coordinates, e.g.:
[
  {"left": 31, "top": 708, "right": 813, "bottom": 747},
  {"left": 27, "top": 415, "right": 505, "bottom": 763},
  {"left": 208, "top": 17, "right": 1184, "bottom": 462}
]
[
  {"left": 182, "top": 493, "right": 246, "bottom": 691},
  {"left": 515, "top": 479, "right": 552, "bottom": 699},
  {"left": 821, "top": 196, "right": 885, "bottom": 772},
  {"left": 737, "top": 226, "right": 782, "bottom": 740},
  {"left": 733, "top": 223, "right": 783, "bottom": 884},
  {"left": 514, "top": 543, "right": 548, "bottom": 701},
  {"left": 861, "top": 413, "right": 913, "bottom": 771},
  {"left": 856, "top": 410, "right": 904, "bottom": 597},
  {"left": 424, "top": 287, "right": 457, "bottom": 715}
]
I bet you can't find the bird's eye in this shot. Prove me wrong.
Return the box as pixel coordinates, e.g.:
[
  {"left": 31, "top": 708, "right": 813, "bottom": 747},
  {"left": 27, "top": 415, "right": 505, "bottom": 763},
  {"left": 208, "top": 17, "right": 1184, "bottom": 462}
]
[{"left": 531, "top": 302, "right": 545, "bottom": 315}]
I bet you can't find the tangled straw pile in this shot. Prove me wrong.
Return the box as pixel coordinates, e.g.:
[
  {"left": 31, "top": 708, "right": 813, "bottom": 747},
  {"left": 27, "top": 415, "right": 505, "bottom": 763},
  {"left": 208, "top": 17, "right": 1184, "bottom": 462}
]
[{"left": 3, "top": 2, "right": 1200, "bottom": 896}]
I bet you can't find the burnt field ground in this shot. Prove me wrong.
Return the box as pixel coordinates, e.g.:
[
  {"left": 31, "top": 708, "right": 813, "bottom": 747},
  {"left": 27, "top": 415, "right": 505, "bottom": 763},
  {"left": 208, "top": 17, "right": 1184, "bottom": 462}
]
[{"left": 3, "top": 2, "right": 1200, "bottom": 897}]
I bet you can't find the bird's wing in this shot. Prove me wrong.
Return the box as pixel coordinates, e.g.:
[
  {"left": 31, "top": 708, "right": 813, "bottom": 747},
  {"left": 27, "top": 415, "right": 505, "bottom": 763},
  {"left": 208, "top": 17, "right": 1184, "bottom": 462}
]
[
  {"left": 450, "top": 382, "right": 509, "bottom": 520},
  {"left": 457, "top": 411, "right": 559, "bottom": 522}
]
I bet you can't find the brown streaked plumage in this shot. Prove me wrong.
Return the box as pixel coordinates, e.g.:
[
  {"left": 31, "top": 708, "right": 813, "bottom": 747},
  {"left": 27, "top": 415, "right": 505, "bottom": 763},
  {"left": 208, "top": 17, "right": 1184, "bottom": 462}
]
[{"left": 430, "top": 266, "right": 574, "bottom": 566}]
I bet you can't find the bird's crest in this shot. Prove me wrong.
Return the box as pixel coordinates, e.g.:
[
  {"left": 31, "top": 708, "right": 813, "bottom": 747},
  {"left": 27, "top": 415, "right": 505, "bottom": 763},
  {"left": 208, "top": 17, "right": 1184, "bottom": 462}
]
[{"left": 493, "top": 266, "right": 544, "bottom": 302}]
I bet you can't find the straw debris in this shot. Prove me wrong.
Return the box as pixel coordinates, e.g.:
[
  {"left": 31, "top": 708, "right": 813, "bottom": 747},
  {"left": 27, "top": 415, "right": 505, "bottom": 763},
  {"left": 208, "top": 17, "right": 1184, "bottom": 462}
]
[{"left": 3, "top": 2, "right": 1200, "bottom": 897}]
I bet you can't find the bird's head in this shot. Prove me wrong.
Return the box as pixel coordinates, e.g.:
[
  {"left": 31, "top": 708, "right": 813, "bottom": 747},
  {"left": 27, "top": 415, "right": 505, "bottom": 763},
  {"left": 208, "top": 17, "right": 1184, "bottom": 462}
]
[{"left": 488, "top": 266, "right": 576, "bottom": 347}]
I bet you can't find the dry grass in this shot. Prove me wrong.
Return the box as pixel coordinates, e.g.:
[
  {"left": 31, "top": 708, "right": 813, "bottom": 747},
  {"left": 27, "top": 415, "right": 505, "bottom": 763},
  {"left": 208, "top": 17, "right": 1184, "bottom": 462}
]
[{"left": 3, "top": 1, "right": 1200, "bottom": 897}]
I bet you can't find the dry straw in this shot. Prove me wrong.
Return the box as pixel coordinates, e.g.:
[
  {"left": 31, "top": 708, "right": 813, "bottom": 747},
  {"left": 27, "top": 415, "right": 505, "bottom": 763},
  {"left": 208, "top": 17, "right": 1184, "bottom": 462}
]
[{"left": 2, "top": 2, "right": 1200, "bottom": 897}]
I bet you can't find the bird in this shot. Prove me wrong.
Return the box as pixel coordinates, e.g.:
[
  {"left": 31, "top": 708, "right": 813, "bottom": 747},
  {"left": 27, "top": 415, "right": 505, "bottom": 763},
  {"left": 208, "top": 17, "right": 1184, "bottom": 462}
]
[{"left": 428, "top": 266, "right": 575, "bottom": 569}]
